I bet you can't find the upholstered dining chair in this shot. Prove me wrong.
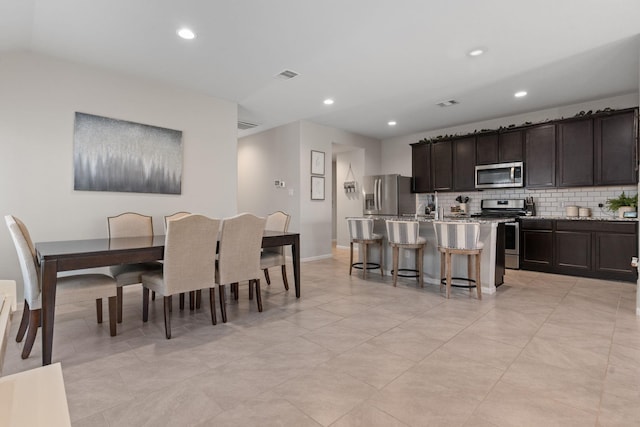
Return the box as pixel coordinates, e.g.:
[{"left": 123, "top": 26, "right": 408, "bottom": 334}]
[
  {"left": 347, "top": 218, "right": 384, "bottom": 279},
  {"left": 216, "top": 213, "right": 266, "bottom": 323},
  {"left": 433, "top": 221, "right": 484, "bottom": 299},
  {"left": 164, "top": 212, "right": 193, "bottom": 309},
  {"left": 141, "top": 214, "right": 220, "bottom": 339},
  {"left": 386, "top": 220, "right": 427, "bottom": 288},
  {"left": 260, "top": 211, "right": 291, "bottom": 290},
  {"left": 108, "top": 212, "right": 162, "bottom": 323},
  {"left": 5, "top": 215, "right": 118, "bottom": 359}
]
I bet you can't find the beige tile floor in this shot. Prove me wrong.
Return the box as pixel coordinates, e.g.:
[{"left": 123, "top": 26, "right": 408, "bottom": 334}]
[{"left": 3, "top": 247, "right": 640, "bottom": 426}]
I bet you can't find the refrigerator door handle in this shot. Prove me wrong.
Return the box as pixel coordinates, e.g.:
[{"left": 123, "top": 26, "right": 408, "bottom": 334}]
[{"left": 376, "top": 178, "right": 381, "bottom": 211}]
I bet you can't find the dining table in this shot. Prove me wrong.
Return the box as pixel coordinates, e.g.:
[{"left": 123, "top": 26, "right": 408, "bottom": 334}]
[{"left": 35, "top": 230, "right": 300, "bottom": 366}]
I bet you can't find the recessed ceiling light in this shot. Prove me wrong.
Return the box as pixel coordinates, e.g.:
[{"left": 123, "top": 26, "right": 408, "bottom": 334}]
[
  {"left": 323, "top": 99, "right": 334, "bottom": 105},
  {"left": 388, "top": 121, "right": 397, "bottom": 126},
  {"left": 468, "top": 48, "right": 485, "bottom": 57},
  {"left": 514, "top": 91, "right": 528, "bottom": 98},
  {"left": 177, "top": 28, "right": 196, "bottom": 40}
]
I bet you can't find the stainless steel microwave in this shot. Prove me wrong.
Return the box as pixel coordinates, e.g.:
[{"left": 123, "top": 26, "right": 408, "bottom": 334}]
[{"left": 475, "top": 161, "right": 524, "bottom": 189}]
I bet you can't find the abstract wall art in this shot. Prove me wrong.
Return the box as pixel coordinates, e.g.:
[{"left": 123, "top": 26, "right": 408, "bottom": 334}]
[{"left": 73, "top": 112, "right": 183, "bottom": 194}]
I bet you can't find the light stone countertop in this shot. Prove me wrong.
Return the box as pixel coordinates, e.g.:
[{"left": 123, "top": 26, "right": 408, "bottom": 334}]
[
  {"left": 520, "top": 215, "right": 638, "bottom": 222},
  {"left": 355, "top": 215, "right": 515, "bottom": 224}
]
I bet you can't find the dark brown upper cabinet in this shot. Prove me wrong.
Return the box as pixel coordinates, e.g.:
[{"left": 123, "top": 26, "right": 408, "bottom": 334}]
[
  {"left": 453, "top": 136, "right": 476, "bottom": 191},
  {"left": 594, "top": 109, "right": 638, "bottom": 185},
  {"left": 411, "top": 143, "right": 432, "bottom": 193},
  {"left": 557, "top": 118, "right": 594, "bottom": 187},
  {"left": 476, "top": 133, "right": 499, "bottom": 165},
  {"left": 498, "top": 130, "right": 524, "bottom": 162},
  {"left": 525, "top": 124, "right": 556, "bottom": 188},
  {"left": 432, "top": 140, "right": 453, "bottom": 191},
  {"left": 476, "top": 131, "right": 523, "bottom": 165}
]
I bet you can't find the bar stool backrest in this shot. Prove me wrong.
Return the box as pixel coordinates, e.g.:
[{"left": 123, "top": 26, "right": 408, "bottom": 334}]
[
  {"left": 347, "top": 218, "right": 375, "bottom": 240},
  {"left": 433, "top": 221, "right": 481, "bottom": 250},
  {"left": 386, "top": 220, "right": 420, "bottom": 244}
]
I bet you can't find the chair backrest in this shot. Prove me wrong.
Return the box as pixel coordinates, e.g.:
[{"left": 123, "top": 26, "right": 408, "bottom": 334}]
[
  {"left": 108, "top": 212, "right": 153, "bottom": 238},
  {"left": 4, "top": 215, "right": 41, "bottom": 309},
  {"left": 217, "top": 213, "right": 266, "bottom": 285},
  {"left": 164, "top": 212, "right": 191, "bottom": 232},
  {"left": 264, "top": 211, "right": 290, "bottom": 256},
  {"left": 432, "top": 221, "right": 481, "bottom": 250},
  {"left": 386, "top": 220, "right": 420, "bottom": 244},
  {"left": 265, "top": 211, "right": 290, "bottom": 232},
  {"left": 163, "top": 214, "right": 220, "bottom": 294},
  {"left": 347, "top": 218, "right": 375, "bottom": 240}
]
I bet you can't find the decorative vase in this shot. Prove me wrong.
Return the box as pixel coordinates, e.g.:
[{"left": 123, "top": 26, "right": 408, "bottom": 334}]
[{"left": 617, "top": 206, "right": 636, "bottom": 218}]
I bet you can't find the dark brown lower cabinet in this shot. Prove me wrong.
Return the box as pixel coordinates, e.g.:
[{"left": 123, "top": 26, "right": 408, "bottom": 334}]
[
  {"left": 520, "top": 220, "right": 553, "bottom": 271},
  {"left": 520, "top": 219, "right": 637, "bottom": 282}
]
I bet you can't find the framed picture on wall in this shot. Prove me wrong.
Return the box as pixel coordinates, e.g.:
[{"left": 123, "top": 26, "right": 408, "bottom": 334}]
[
  {"left": 311, "top": 150, "right": 325, "bottom": 175},
  {"left": 311, "top": 176, "right": 325, "bottom": 200}
]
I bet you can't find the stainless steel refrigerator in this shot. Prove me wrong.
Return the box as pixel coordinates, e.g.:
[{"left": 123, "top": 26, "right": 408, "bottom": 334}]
[{"left": 362, "top": 174, "right": 414, "bottom": 216}]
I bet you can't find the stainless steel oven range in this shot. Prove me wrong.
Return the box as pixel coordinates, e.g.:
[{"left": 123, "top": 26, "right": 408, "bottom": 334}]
[{"left": 471, "top": 199, "right": 526, "bottom": 269}]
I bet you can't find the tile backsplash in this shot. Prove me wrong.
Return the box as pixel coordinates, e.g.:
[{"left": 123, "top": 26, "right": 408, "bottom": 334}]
[{"left": 416, "top": 185, "right": 638, "bottom": 218}]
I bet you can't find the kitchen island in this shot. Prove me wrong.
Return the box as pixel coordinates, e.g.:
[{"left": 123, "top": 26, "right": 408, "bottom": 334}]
[{"left": 351, "top": 216, "right": 511, "bottom": 294}]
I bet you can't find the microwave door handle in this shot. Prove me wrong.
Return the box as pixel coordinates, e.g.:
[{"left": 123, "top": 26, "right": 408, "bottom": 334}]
[{"left": 510, "top": 167, "right": 515, "bottom": 182}]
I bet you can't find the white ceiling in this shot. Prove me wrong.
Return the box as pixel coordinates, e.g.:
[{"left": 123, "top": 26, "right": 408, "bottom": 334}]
[{"left": 2, "top": 0, "right": 639, "bottom": 140}]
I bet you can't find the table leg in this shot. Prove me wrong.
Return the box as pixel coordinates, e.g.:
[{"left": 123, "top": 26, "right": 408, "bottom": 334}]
[
  {"left": 41, "top": 259, "right": 58, "bottom": 365},
  {"left": 292, "top": 235, "right": 300, "bottom": 298}
]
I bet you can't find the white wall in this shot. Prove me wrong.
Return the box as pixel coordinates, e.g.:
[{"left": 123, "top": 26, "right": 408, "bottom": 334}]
[
  {"left": 335, "top": 149, "right": 365, "bottom": 248},
  {"left": 237, "top": 122, "right": 301, "bottom": 230},
  {"left": 0, "top": 52, "right": 238, "bottom": 301},
  {"left": 381, "top": 93, "right": 639, "bottom": 176},
  {"left": 300, "top": 121, "right": 381, "bottom": 259}
]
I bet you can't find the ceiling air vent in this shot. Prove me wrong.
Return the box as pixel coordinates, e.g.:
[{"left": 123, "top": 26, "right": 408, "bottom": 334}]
[
  {"left": 275, "top": 69, "right": 299, "bottom": 80},
  {"left": 436, "top": 100, "right": 459, "bottom": 107},
  {"left": 237, "top": 121, "right": 259, "bottom": 130}
]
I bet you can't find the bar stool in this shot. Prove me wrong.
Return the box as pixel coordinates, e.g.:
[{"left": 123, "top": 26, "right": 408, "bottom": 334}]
[
  {"left": 347, "top": 218, "right": 383, "bottom": 279},
  {"left": 385, "top": 220, "right": 426, "bottom": 287},
  {"left": 432, "top": 221, "right": 483, "bottom": 299}
]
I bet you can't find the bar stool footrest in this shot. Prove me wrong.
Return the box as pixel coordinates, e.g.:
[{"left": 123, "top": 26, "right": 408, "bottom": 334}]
[
  {"left": 352, "top": 262, "right": 381, "bottom": 271},
  {"left": 392, "top": 268, "right": 419, "bottom": 278},
  {"left": 440, "top": 277, "right": 477, "bottom": 288}
]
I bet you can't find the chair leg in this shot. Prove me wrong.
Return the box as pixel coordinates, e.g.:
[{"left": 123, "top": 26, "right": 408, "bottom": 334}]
[
  {"left": 152, "top": 290, "right": 156, "bottom": 301},
  {"left": 196, "top": 290, "right": 202, "bottom": 309},
  {"left": 219, "top": 285, "right": 227, "bottom": 323},
  {"left": 209, "top": 288, "right": 217, "bottom": 325},
  {"left": 96, "top": 298, "right": 103, "bottom": 324},
  {"left": 163, "top": 296, "right": 172, "bottom": 339},
  {"left": 263, "top": 268, "right": 271, "bottom": 285},
  {"left": 417, "top": 246, "right": 424, "bottom": 288},
  {"left": 362, "top": 243, "right": 368, "bottom": 279},
  {"left": 179, "top": 293, "right": 185, "bottom": 310},
  {"left": 379, "top": 242, "right": 384, "bottom": 277},
  {"left": 16, "top": 300, "right": 30, "bottom": 343},
  {"left": 468, "top": 254, "right": 474, "bottom": 296},
  {"left": 233, "top": 283, "right": 239, "bottom": 301},
  {"left": 349, "top": 242, "right": 354, "bottom": 275},
  {"left": 392, "top": 246, "right": 399, "bottom": 287},
  {"left": 108, "top": 296, "right": 117, "bottom": 337},
  {"left": 281, "top": 265, "right": 289, "bottom": 290},
  {"left": 189, "top": 291, "right": 195, "bottom": 311},
  {"left": 21, "top": 308, "right": 40, "bottom": 359},
  {"left": 476, "top": 253, "right": 482, "bottom": 300},
  {"left": 255, "top": 279, "right": 263, "bottom": 312},
  {"left": 116, "top": 287, "right": 123, "bottom": 323},
  {"left": 440, "top": 251, "right": 445, "bottom": 291},
  {"left": 249, "top": 280, "right": 254, "bottom": 300},
  {"left": 142, "top": 287, "right": 150, "bottom": 322},
  {"left": 446, "top": 252, "right": 452, "bottom": 299}
]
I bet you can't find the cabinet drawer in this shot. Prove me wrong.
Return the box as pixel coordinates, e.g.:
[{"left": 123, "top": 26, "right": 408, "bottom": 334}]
[
  {"left": 556, "top": 220, "right": 636, "bottom": 234},
  {"left": 520, "top": 219, "right": 553, "bottom": 230}
]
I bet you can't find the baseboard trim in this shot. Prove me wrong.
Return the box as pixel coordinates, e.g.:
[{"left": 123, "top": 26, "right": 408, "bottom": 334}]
[{"left": 302, "top": 254, "right": 333, "bottom": 262}]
